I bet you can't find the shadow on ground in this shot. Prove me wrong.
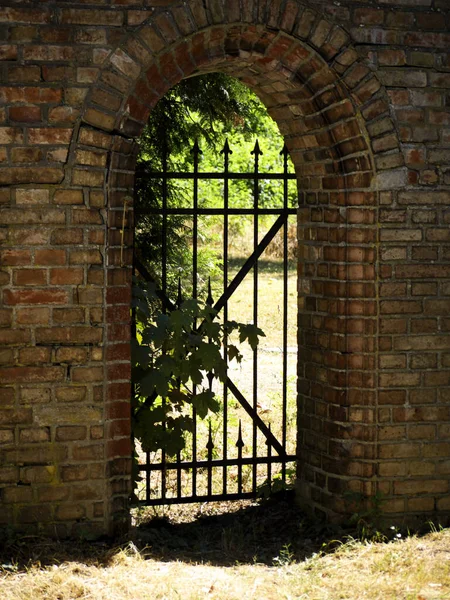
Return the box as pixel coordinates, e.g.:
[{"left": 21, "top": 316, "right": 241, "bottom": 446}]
[
  {"left": 2, "top": 494, "right": 422, "bottom": 571},
  {"left": 133, "top": 492, "right": 334, "bottom": 566},
  {"left": 0, "top": 494, "right": 348, "bottom": 571}
]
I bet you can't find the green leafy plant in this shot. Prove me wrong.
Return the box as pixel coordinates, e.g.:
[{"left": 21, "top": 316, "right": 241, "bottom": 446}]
[
  {"left": 256, "top": 466, "right": 296, "bottom": 499},
  {"left": 272, "top": 543, "right": 295, "bottom": 567},
  {"left": 344, "top": 490, "right": 387, "bottom": 541},
  {"left": 132, "top": 280, "right": 265, "bottom": 460}
]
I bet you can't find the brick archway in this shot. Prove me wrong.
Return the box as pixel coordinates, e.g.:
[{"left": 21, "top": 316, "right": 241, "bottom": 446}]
[
  {"left": 67, "top": 7, "right": 389, "bottom": 527},
  {"left": 2, "top": 0, "right": 449, "bottom": 538}
]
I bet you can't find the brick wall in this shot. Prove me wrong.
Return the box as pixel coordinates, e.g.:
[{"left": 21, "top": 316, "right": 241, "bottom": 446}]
[{"left": 0, "top": 0, "right": 449, "bottom": 536}]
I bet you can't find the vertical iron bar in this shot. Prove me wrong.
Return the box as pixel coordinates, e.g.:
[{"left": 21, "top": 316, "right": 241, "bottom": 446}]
[
  {"left": 176, "top": 450, "right": 182, "bottom": 499},
  {"left": 281, "top": 145, "right": 289, "bottom": 483},
  {"left": 192, "top": 140, "right": 201, "bottom": 499},
  {"left": 251, "top": 140, "right": 262, "bottom": 495},
  {"left": 131, "top": 262, "right": 137, "bottom": 503},
  {"left": 236, "top": 420, "right": 244, "bottom": 495},
  {"left": 206, "top": 421, "right": 214, "bottom": 497},
  {"left": 176, "top": 279, "right": 183, "bottom": 498},
  {"left": 267, "top": 424, "right": 272, "bottom": 496},
  {"left": 161, "top": 402, "right": 167, "bottom": 502},
  {"left": 161, "top": 141, "right": 169, "bottom": 501},
  {"left": 220, "top": 139, "right": 232, "bottom": 496},
  {"left": 161, "top": 141, "right": 169, "bottom": 297},
  {"left": 146, "top": 451, "right": 150, "bottom": 503}
]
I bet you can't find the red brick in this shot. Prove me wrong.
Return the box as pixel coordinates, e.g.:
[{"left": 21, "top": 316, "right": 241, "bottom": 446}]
[
  {"left": 56, "top": 426, "right": 87, "bottom": 441},
  {"left": 35, "top": 327, "right": 102, "bottom": 345},
  {"left": 50, "top": 268, "right": 83, "bottom": 285},
  {"left": 0, "top": 249, "right": 32, "bottom": 266},
  {"left": 0, "top": 367, "right": 64, "bottom": 384},
  {"left": 0, "top": 329, "right": 31, "bottom": 345},
  {"left": 9, "top": 106, "right": 42, "bottom": 123},
  {"left": 35, "top": 249, "right": 66, "bottom": 266},
  {"left": 16, "top": 307, "right": 50, "bottom": 325},
  {"left": 13, "top": 269, "right": 47, "bottom": 286},
  {"left": 19, "top": 427, "right": 50, "bottom": 443},
  {"left": 4, "top": 289, "right": 68, "bottom": 305},
  {"left": 19, "top": 347, "right": 51, "bottom": 364},
  {"left": 28, "top": 128, "right": 72, "bottom": 145}
]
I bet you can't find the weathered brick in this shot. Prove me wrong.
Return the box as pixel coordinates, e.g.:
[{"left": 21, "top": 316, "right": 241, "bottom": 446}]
[
  {"left": 0, "top": 367, "right": 64, "bottom": 384},
  {"left": 52, "top": 308, "right": 85, "bottom": 324},
  {"left": 56, "top": 426, "right": 87, "bottom": 441},
  {"left": 4, "top": 289, "right": 69, "bottom": 306},
  {"left": 55, "top": 386, "right": 87, "bottom": 402},
  {"left": 19, "top": 347, "right": 51, "bottom": 364},
  {"left": 19, "top": 427, "right": 50, "bottom": 443},
  {"left": 35, "top": 327, "right": 103, "bottom": 345},
  {"left": 55, "top": 503, "right": 86, "bottom": 521},
  {"left": 28, "top": 128, "right": 72, "bottom": 145},
  {"left": 60, "top": 9, "right": 123, "bottom": 26},
  {"left": 394, "top": 480, "right": 448, "bottom": 495},
  {"left": 50, "top": 268, "right": 84, "bottom": 285}
]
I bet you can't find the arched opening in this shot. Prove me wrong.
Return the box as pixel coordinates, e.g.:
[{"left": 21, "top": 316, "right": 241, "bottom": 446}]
[
  {"left": 69, "top": 11, "right": 383, "bottom": 530},
  {"left": 131, "top": 73, "right": 299, "bottom": 511}
]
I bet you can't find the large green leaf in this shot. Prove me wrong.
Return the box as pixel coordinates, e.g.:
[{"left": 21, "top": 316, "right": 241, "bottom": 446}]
[
  {"left": 239, "top": 324, "right": 266, "bottom": 350},
  {"left": 139, "top": 370, "right": 168, "bottom": 398},
  {"left": 192, "top": 389, "right": 219, "bottom": 419}
]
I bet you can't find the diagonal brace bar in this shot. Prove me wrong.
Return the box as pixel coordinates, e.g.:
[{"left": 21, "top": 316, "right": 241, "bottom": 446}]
[
  {"left": 213, "top": 212, "right": 287, "bottom": 315},
  {"left": 134, "top": 256, "right": 176, "bottom": 313},
  {"left": 227, "top": 377, "right": 286, "bottom": 457}
]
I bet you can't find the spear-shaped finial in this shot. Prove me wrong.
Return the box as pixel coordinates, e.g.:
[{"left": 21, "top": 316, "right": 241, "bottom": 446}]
[
  {"left": 206, "top": 421, "right": 214, "bottom": 453},
  {"left": 206, "top": 277, "right": 213, "bottom": 307},
  {"left": 220, "top": 138, "right": 233, "bottom": 157},
  {"left": 176, "top": 277, "right": 183, "bottom": 307},
  {"left": 236, "top": 420, "right": 244, "bottom": 449},
  {"left": 250, "top": 139, "right": 263, "bottom": 157},
  {"left": 192, "top": 138, "right": 202, "bottom": 158},
  {"left": 280, "top": 143, "right": 289, "bottom": 160}
]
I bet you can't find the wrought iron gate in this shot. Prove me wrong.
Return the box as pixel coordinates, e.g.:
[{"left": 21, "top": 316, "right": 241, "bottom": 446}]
[{"left": 132, "top": 139, "right": 297, "bottom": 505}]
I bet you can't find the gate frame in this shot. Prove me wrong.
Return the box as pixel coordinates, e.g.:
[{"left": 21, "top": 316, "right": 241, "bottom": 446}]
[{"left": 132, "top": 138, "right": 298, "bottom": 506}]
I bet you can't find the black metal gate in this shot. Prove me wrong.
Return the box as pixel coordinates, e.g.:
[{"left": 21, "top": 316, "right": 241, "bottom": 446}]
[{"left": 132, "top": 139, "right": 297, "bottom": 505}]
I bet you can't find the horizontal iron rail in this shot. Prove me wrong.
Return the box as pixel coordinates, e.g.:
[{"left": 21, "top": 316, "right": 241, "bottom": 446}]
[
  {"left": 138, "top": 171, "right": 296, "bottom": 180},
  {"left": 136, "top": 207, "right": 297, "bottom": 216},
  {"left": 137, "top": 455, "right": 297, "bottom": 472}
]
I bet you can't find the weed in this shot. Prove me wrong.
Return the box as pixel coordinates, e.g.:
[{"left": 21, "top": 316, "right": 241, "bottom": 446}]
[
  {"left": 344, "top": 490, "right": 388, "bottom": 542},
  {"left": 273, "top": 543, "right": 295, "bottom": 567}
]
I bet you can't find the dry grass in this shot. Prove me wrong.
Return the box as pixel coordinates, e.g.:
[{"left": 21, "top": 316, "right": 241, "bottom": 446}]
[{"left": 1, "top": 520, "right": 450, "bottom": 600}]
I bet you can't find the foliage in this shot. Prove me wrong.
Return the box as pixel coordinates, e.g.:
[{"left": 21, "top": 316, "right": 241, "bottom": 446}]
[
  {"left": 133, "top": 73, "right": 295, "bottom": 298},
  {"left": 256, "top": 466, "right": 296, "bottom": 500},
  {"left": 132, "top": 280, "right": 264, "bottom": 457},
  {"left": 137, "top": 73, "right": 268, "bottom": 170}
]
